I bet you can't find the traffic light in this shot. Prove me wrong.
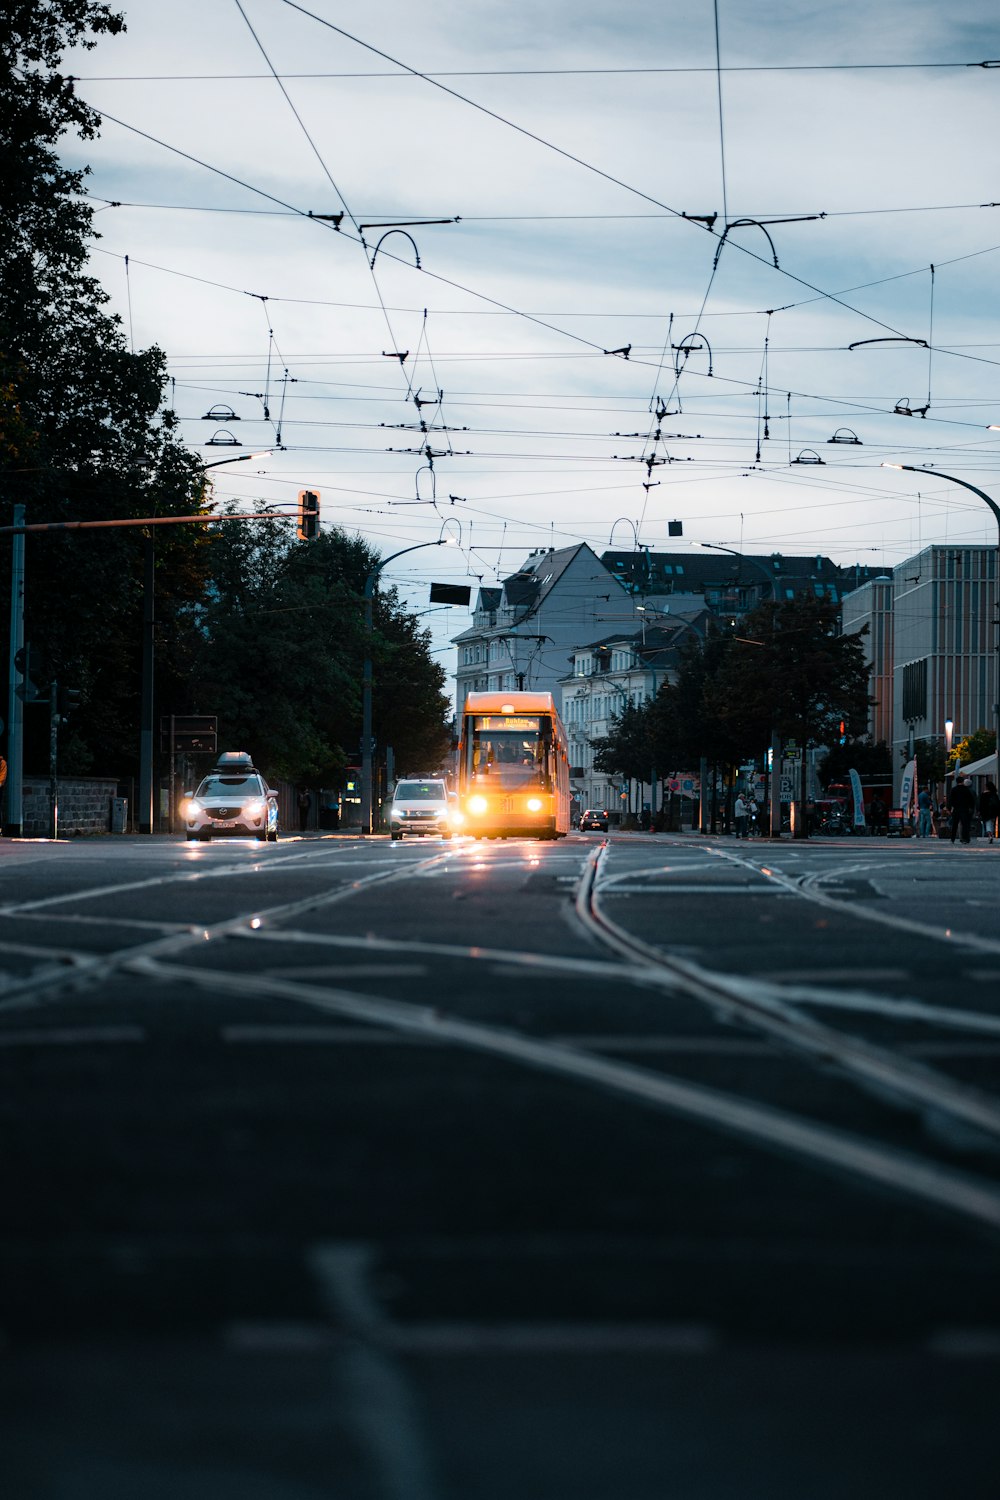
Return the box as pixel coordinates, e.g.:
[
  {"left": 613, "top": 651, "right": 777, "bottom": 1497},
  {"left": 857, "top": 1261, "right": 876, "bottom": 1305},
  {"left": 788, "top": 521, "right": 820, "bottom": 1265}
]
[
  {"left": 13, "top": 643, "right": 39, "bottom": 700},
  {"left": 297, "top": 489, "right": 320, "bottom": 541},
  {"left": 58, "top": 686, "right": 81, "bottom": 720},
  {"left": 839, "top": 720, "right": 847, "bottom": 745}
]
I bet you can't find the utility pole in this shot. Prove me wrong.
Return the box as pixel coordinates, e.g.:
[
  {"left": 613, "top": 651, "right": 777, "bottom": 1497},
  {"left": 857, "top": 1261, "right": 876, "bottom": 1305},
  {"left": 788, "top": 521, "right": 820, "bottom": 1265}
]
[
  {"left": 4, "top": 504, "right": 26, "bottom": 835},
  {"left": 48, "top": 679, "right": 59, "bottom": 840}
]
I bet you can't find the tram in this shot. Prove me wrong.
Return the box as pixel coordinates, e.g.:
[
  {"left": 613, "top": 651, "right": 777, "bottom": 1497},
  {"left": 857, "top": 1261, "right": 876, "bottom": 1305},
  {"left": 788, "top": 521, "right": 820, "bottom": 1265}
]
[{"left": 457, "top": 691, "right": 571, "bottom": 839}]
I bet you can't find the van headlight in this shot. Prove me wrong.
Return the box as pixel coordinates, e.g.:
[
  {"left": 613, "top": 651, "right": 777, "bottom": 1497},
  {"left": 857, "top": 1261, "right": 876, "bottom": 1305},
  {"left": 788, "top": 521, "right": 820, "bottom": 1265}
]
[{"left": 450, "top": 808, "right": 465, "bottom": 826}]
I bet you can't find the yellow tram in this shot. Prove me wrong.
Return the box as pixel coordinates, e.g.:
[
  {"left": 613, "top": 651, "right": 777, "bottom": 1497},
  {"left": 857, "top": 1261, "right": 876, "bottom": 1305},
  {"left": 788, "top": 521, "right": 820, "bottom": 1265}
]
[{"left": 457, "top": 691, "right": 571, "bottom": 839}]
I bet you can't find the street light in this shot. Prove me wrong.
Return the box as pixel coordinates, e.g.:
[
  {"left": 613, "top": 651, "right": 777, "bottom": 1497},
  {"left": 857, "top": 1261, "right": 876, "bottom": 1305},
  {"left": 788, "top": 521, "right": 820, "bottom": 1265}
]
[
  {"left": 882, "top": 463, "right": 1000, "bottom": 776},
  {"left": 360, "top": 539, "right": 453, "bottom": 835}
]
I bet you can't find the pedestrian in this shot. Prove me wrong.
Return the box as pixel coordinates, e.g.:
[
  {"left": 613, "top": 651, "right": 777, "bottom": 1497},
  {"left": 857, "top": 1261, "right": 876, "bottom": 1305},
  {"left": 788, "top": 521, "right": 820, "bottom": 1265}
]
[
  {"left": 916, "top": 786, "right": 933, "bottom": 839},
  {"left": 868, "top": 792, "right": 887, "bottom": 836},
  {"left": 947, "top": 776, "right": 977, "bottom": 845},
  {"left": 297, "top": 788, "right": 311, "bottom": 833},
  {"left": 980, "top": 779, "right": 1000, "bottom": 844},
  {"left": 746, "top": 794, "right": 759, "bottom": 837},
  {"left": 734, "top": 792, "right": 748, "bottom": 839}
]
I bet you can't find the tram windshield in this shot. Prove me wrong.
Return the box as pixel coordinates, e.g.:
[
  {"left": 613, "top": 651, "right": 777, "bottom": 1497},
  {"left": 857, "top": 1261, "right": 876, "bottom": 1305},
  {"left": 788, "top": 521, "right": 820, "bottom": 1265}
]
[{"left": 467, "top": 715, "right": 553, "bottom": 790}]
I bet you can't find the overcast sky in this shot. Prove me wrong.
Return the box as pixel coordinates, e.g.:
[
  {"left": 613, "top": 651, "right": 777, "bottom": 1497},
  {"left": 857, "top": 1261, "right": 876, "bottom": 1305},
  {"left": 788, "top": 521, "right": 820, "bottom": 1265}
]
[{"left": 61, "top": 0, "right": 1000, "bottom": 666}]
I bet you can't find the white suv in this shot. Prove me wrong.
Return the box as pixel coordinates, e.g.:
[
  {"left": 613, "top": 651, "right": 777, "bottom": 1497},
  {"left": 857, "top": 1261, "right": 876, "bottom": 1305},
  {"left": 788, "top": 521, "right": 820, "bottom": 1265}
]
[
  {"left": 388, "top": 778, "right": 454, "bottom": 840},
  {"left": 183, "top": 752, "right": 279, "bottom": 842}
]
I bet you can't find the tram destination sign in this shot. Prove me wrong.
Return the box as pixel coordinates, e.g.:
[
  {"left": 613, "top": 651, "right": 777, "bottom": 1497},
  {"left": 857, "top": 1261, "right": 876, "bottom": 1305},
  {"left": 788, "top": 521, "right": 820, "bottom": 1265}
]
[{"left": 474, "top": 715, "right": 540, "bottom": 731}]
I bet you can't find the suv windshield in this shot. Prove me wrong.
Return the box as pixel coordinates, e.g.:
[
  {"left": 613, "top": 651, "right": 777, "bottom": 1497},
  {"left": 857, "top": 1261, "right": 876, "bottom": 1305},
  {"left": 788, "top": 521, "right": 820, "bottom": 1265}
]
[
  {"left": 197, "top": 775, "right": 264, "bottom": 797},
  {"left": 394, "top": 782, "right": 446, "bottom": 802}
]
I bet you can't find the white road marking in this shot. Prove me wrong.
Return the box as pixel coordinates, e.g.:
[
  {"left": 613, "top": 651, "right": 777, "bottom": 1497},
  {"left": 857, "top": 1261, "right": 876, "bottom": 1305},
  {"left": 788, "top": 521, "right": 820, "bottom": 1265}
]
[
  {"left": 0, "top": 1025, "right": 145, "bottom": 1046},
  {"left": 774, "top": 991, "right": 1000, "bottom": 1036},
  {"left": 264, "top": 963, "right": 427, "bottom": 980},
  {"left": 601, "top": 883, "right": 789, "bottom": 895},
  {"left": 309, "top": 1244, "right": 441, "bottom": 1500},
  {"left": 126, "top": 954, "right": 1000, "bottom": 1232},
  {"left": 223, "top": 1025, "right": 426, "bottom": 1045}
]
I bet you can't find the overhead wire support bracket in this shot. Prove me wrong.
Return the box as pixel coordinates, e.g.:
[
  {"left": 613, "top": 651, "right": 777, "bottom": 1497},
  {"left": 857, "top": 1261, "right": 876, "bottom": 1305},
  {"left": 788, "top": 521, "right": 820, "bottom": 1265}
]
[
  {"left": 369, "top": 229, "right": 421, "bottom": 269},
  {"left": 672, "top": 333, "right": 713, "bottom": 379},
  {"left": 307, "top": 210, "right": 343, "bottom": 228},
  {"left": 711, "top": 215, "right": 822, "bottom": 272},
  {"left": 848, "top": 336, "right": 929, "bottom": 350}
]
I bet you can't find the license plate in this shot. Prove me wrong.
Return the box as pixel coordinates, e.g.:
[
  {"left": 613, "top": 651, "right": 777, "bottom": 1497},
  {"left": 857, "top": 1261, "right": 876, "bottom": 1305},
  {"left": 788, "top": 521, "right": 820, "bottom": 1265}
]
[{"left": 215, "top": 819, "right": 237, "bottom": 828}]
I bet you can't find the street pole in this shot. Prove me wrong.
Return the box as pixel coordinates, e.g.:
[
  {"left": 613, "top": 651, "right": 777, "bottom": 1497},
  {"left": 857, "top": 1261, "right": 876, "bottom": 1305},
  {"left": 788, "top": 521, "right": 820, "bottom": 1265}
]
[
  {"left": 139, "top": 535, "right": 155, "bottom": 834},
  {"left": 360, "top": 539, "right": 449, "bottom": 835},
  {"left": 883, "top": 464, "right": 1000, "bottom": 777},
  {"left": 48, "top": 679, "right": 59, "bottom": 840},
  {"left": 5, "top": 504, "right": 26, "bottom": 835}
]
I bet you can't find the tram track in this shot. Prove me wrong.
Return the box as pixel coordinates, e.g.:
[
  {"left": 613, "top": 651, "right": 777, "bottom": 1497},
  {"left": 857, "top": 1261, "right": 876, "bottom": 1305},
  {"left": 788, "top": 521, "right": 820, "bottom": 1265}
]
[
  {"left": 5, "top": 838, "right": 1000, "bottom": 1234},
  {"left": 575, "top": 841, "right": 1000, "bottom": 1202}
]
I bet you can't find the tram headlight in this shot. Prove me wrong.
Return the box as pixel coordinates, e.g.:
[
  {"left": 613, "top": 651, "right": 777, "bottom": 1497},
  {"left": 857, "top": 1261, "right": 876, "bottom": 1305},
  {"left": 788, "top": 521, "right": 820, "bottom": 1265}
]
[
  {"left": 468, "top": 795, "right": 488, "bottom": 816},
  {"left": 527, "top": 797, "right": 543, "bottom": 812}
]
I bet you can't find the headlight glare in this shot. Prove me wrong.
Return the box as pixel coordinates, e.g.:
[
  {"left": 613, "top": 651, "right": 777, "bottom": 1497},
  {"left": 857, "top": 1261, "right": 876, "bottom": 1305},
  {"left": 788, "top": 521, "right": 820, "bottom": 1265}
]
[
  {"left": 468, "top": 795, "right": 488, "bottom": 816},
  {"left": 527, "top": 797, "right": 543, "bottom": 812}
]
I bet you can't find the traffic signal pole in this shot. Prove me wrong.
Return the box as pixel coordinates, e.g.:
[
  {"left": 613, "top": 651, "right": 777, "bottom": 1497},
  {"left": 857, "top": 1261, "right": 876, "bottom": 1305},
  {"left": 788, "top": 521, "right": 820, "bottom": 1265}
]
[
  {"left": 49, "top": 679, "right": 59, "bottom": 840},
  {"left": 4, "top": 504, "right": 26, "bottom": 836}
]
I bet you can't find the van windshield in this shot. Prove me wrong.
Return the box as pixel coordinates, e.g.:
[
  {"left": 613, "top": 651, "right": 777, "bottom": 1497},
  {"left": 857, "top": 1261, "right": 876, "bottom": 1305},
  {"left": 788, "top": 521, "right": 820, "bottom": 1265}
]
[{"left": 394, "top": 782, "right": 446, "bottom": 801}]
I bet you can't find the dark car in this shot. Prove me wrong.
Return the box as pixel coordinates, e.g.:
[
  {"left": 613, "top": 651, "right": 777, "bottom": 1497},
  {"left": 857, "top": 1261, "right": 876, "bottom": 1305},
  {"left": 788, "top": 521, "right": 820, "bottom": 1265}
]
[{"left": 579, "top": 808, "right": 609, "bottom": 832}]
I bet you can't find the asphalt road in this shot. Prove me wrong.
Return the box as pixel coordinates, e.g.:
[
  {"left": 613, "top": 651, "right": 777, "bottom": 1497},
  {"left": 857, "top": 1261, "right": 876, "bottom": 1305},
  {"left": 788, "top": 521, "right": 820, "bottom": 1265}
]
[{"left": 2, "top": 826, "right": 999, "bottom": 1499}]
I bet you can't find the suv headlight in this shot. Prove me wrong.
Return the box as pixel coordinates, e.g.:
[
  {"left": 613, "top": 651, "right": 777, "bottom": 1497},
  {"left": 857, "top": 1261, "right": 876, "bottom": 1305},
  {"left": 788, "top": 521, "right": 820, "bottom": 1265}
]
[{"left": 244, "top": 800, "right": 265, "bottom": 817}]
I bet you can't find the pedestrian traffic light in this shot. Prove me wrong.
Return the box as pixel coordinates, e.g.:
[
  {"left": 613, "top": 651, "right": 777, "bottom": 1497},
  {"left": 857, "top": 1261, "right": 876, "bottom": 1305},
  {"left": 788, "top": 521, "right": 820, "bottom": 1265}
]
[
  {"left": 297, "top": 489, "right": 320, "bottom": 541},
  {"left": 839, "top": 720, "right": 847, "bottom": 744},
  {"left": 57, "top": 685, "right": 82, "bottom": 720}
]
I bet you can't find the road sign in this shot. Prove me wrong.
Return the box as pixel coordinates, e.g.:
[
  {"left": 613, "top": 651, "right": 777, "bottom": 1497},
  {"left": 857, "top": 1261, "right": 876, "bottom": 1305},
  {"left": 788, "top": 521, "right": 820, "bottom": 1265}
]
[{"left": 160, "top": 715, "right": 217, "bottom": 753}]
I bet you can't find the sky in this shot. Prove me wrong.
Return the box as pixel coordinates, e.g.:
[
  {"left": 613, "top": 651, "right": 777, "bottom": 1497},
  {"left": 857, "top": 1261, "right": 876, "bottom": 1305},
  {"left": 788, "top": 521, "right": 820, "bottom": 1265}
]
[{"left": 59, "top": 0, "right": 1000, "bottom": 675}]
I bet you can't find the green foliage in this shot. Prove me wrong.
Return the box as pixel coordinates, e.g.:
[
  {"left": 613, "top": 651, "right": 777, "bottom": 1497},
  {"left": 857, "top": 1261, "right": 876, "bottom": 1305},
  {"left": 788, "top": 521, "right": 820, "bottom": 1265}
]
[
  {"left": 951, "top": 727, "right": 996, "bottom": 770},
  {"left": 1, "top": 0, "right": 209, "bottom": 777},
  {"left": 706, "top": 595, "right": 871, "bottom": 760},
  {"left": 186, "top": 517, "right": 451, "bottom": 786},
  {"left": 593, "top": 700, "right": 651, "bottom": 782}
]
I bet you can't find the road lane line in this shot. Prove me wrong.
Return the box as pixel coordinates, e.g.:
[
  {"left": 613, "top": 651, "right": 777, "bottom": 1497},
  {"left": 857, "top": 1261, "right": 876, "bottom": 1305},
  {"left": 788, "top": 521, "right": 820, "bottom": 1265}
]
[
  {"left": 309, "top": 1244, "right": 442, "bottom": 1500},
  {"left": 0, "top": 1025, "right": 145, "bottom": 1047},
  {"left": 126, "top": 955, "right": 1000, "bottom": 1234}
]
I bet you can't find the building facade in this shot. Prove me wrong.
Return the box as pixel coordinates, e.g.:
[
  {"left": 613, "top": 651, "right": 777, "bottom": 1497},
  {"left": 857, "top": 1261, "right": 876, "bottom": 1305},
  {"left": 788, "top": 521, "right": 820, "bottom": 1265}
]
[{"left": 841, "top": 545, "right": 997, "bottom": 799}]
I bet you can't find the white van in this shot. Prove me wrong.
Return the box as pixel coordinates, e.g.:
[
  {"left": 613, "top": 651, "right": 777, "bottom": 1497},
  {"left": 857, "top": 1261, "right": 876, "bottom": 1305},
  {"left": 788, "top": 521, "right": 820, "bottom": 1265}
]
[{"left": 388, "top": 778, "right": 454, "bottom": 840}]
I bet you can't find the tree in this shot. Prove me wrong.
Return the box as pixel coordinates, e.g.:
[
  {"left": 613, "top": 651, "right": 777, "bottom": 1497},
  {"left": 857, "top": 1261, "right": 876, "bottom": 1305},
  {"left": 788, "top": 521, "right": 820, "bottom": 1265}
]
[
  {"left": 1, "top": 1, "right": 210, "bottom": 777},
  {"left": 704, "top": 597, "right": 870, "bottom": 818},
  {"left": 186, "top": 516, "right": 451, "bottom": 786},
  {"left": 818, "top": 738, "right": 893, "bottom": 788},
  {"left": 951, "top": 727, "right": 996, "bottom": 770},
  {"left": 593, "top": 699, "right": 651, "bottom": 812}
]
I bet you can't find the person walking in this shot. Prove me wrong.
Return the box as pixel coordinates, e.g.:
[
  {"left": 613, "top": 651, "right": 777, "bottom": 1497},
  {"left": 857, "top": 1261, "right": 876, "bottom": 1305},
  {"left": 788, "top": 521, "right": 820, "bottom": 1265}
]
[
  {"left": 868, "top": 792, "right": 887, "bottom": 836},
  {"left": 916, "top": 786, "right": 934, "bottom": 839},
  {"left": 980, "top": 779, "right": 1000, "bottom": 844},
  {"left": 297, "top": 788, "right": 311, "bottom": 833},
  {"left": 734, "top": 792, "right": 748, "bottom": 839},
  {"left": 948, "top": 776, "right": 977, "bottom": 845}
]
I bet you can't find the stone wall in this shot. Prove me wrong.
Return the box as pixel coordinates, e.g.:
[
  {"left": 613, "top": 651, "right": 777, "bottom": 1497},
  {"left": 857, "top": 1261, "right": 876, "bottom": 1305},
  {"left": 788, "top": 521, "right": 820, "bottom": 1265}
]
[{"left": 21, "top": 777, "right": 121, "bottom": 836}]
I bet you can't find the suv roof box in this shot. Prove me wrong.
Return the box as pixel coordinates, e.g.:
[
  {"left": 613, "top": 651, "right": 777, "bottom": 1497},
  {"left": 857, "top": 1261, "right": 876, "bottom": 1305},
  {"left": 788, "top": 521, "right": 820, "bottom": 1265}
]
[{"left": 216, "top": 751, "right": 255, "bottom": 772}]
